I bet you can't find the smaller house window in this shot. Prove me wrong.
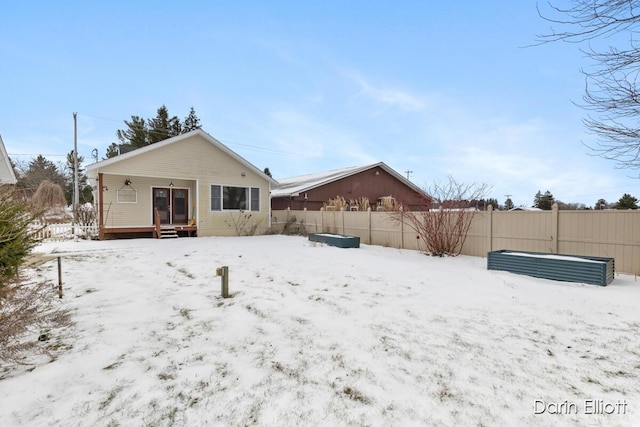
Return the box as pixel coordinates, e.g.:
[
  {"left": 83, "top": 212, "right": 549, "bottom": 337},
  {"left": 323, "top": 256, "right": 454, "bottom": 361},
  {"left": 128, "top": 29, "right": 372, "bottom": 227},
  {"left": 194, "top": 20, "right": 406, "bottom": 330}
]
[
  {"left": 211, "top": 185, "right": 221, "bottom": 211},
  {"left": 250, "top": 187, "right": 260, "bottom": 212}
]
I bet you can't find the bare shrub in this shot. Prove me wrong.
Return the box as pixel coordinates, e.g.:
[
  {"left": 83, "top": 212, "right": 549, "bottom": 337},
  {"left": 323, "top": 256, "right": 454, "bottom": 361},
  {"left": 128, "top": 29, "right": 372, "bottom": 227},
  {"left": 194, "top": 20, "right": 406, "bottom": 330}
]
[
  {"left": 394, "top": 176, "right": 490, "bottom": 257},
  {"left": 0, "top": 281, "right": 72, "bottom": 366},
  {"left": 281, "top": 215, "right": 307, "bottom": 236},
  {"left": 73, "top": 204, "right": 96, "bottom": 227},
  {"left": 225, "top": 211, "right": 261, "bottom": 236}
]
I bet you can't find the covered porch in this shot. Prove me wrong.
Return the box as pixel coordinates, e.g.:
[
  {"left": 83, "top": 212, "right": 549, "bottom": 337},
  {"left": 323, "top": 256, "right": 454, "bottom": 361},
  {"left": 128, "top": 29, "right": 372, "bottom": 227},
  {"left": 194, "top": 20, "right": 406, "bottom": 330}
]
[{"left": 96, "top": 172, "right": 199, "bottom": 239}]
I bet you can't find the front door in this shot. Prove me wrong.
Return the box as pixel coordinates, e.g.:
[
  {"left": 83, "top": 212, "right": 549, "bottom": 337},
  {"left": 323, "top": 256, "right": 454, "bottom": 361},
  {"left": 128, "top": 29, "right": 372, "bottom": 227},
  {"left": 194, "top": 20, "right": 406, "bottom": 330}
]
[
  {"left": 153, "top": 188, "right": 171, "bottom": 225},
  {"left": 153, "top": 187, "right": 189, "bottom": 225},
  {"left": 172, "top": 189, "right": 188, "bottom": 224}
]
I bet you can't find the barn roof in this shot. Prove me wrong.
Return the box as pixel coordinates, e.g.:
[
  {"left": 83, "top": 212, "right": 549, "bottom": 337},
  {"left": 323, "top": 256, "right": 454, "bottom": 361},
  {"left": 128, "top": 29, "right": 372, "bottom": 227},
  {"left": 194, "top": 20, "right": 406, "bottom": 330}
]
[{"left": 271, "top": 162, "right": 426, "bottom": 198}]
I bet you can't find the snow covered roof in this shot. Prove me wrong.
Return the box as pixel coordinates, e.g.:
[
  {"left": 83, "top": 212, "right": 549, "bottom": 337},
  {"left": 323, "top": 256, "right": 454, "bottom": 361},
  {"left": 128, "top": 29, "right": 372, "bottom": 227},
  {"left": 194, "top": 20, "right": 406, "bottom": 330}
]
[
  {"left": 509, "top": 207, "right": 542, "bottom": 211},
  {"left": 271, "top": 162, "right": 426, "bottom": 198},
  {"left": 0, "top": 135, "right": 17, "bottom": 185}
]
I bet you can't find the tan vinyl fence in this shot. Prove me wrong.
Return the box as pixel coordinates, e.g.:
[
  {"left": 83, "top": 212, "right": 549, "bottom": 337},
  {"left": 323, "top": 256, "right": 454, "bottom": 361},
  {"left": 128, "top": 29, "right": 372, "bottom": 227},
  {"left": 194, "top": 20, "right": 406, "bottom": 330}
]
[{"left": 271, "top": 206, "right": 640, "bottom": 275}]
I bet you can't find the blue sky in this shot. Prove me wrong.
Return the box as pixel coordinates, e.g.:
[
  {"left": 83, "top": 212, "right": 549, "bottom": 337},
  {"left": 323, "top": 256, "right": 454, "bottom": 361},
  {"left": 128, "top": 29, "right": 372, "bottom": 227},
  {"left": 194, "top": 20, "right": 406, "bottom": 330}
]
[{"left": 2, "top": 0, "right": 637, "bottom": 207}]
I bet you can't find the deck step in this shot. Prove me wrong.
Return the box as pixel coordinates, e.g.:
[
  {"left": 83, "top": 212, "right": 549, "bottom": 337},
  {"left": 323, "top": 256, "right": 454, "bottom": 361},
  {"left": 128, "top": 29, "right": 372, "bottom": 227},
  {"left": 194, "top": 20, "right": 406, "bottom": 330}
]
[{"left": 160, "top": 228, "right": 179, "bottom": 239}]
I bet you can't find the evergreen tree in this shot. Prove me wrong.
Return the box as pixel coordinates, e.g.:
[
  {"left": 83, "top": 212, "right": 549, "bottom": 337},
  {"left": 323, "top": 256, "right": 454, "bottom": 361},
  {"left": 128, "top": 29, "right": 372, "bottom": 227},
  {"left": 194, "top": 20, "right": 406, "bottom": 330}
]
[
  {"left": 147, "top": 105, "right": 181, "bottom": 144},
  {"left": 113, "top": 106, "right": 200, "bottom": 157},
  {"left": 116, "top": 115, "right": 148, "bottom": 149},
  {"left": 616, "top": 193, "right": 638, "bottom": 210},
  {"left": 533, "top": 191, "right": 542, "bottom": 208},
  {"left": 534, "top": 190, "right": 555, "bottom": 210},
  {"left": 105, "top": 142, "right": 120, "bottom": 159},
  {"left": 16, "top": 155, "right": 65, "bottom": 194},
  {"left": 182, "top": 107, "right": 201, "bottom": 132},
  {"left": 64, "top": 151, "right": 93, "bottom": 205},
  {"left": 0, "top": 187, "right": 42, "bottom": 296},
  {"left": 504, "top": 197, "right": 514, "bottom": 210}
]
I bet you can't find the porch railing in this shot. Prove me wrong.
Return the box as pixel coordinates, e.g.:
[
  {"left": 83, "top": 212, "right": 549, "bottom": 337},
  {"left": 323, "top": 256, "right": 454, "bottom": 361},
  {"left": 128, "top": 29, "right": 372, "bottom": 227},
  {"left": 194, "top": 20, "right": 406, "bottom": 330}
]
[
  {"left": 29, "top": 221, "right": 99, "bottom": 241},
  {"left": 153, "top": 208, "right": 161, "bottom": 239}
]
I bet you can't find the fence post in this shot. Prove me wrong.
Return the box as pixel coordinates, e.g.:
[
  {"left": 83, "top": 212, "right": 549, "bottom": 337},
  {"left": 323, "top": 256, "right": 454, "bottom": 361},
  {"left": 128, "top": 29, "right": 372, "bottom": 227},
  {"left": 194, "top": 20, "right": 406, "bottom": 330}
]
[
  {"left": 57, "top": 257, "right": 63, "bottom": 298},
  {"left": 368, "top": 207, "right": 372, "bottom": 245},
  {"left": 341, "top": 208, "right": 345, "bottom": 235},
  {"left": 321, "top": 207, "right": 325, "bottom": 232},
  {"left": 551, "top": 203, "right": 559, "bottom": 253},
  {"left": 487, "top": 205, "right": 493, "bottom": 253},
  {"left": 400, "top": 207, "right": 404, "bottom": 249},
  {"left": 216, "top": 266, "right": 229, "bottom": 298}
]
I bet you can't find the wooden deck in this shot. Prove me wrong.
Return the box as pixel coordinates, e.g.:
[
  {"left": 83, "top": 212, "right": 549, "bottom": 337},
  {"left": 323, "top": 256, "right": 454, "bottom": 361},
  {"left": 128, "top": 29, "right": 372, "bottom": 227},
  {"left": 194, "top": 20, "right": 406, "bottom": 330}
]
[{"left": 101, "top": 225, "right": 197, "bottom": 239}]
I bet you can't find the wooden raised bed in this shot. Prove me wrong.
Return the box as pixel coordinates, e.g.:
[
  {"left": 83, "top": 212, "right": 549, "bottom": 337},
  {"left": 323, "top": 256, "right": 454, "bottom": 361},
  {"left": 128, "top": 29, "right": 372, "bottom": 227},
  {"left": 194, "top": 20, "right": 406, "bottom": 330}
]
[
  {"left": 308, "top": 233, "right": 360, "bottom": 248},
  {"left": 487, "top": 250, "right": 614, "bottom": 286}
]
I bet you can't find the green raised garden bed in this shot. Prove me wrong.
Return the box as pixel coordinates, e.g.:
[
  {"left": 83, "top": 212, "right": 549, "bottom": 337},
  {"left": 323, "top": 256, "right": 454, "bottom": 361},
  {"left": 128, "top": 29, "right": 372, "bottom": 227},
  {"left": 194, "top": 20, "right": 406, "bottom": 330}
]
[
  {"left": 487, "top": 250, "right": 614, "bottom": 286},
  {"left": 308, "top": 233, "right": 360, "bottom": 248}
]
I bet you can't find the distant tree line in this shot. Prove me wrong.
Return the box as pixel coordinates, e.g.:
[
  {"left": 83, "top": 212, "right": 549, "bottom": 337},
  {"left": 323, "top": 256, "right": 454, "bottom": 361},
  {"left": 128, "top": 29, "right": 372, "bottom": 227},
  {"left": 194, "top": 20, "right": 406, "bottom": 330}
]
[
  {"left": 530, "top": 190, "right": 637, "bottom": 210},
  {"left": 12, "top": 152, "right": 93, "bottom": 205},
  {"left": 105, "top": 105, "right": 201, "bottom": 158}
]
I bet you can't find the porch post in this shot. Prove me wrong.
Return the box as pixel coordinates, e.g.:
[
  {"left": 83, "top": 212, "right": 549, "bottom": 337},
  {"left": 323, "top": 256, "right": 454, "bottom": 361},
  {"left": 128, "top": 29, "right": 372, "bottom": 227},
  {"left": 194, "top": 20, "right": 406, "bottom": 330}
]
[{"left": 98, "top": 172, "right": 104, "bottom": 239}]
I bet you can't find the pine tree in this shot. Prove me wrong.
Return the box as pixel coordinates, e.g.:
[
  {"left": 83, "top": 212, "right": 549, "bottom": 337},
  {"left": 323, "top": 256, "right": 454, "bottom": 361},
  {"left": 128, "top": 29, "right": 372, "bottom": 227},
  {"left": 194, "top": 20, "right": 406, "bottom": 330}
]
[
  {"left": 504, "top": 197, "right": 514, "bottom": 210},
  {"left": 64, "top": 151, "right": 93, "bottom": 205},
  {"left": 533, "top": 191, "right": 542, "bottom": 208},
  {"left": 616, "top": 193, "right": 638, "bottom": 210},
  {"left": 533, "top": 190, "right": 555, "bottom": 210},
  {"left": 182, "top": 107, "right": 201, "bottom": 133},
  {"left": 116, "top": 115, "right": 148, "bottom": 149},
  {"left": 147, "top": 105, "right": 181, "bottom": 144},
  {"left": 17, "top": 155, "right": 66, "bottom": 194},
  {"left": 105, "top": 142, "right": 120, "bottom": 159}
]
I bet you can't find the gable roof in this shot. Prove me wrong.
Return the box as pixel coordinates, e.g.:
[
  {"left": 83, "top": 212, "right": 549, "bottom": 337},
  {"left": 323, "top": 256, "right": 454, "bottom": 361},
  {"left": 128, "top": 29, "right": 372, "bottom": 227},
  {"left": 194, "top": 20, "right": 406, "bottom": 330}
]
[
  {"left": 0, "top": 135, "right": 17, "bottom": 185},
  {"left": 271, "top": 162, "right": 426, "bottom": 198},
  {"left": 87, "top": 128, "right": 277, "bottom": 185}
]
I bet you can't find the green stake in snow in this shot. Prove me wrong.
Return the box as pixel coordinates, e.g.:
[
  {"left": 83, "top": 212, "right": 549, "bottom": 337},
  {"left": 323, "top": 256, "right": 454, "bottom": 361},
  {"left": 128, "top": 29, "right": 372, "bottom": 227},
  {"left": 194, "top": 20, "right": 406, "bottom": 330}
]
[{"left": 216, "top": 266, "right": 229, "bottom": 298}]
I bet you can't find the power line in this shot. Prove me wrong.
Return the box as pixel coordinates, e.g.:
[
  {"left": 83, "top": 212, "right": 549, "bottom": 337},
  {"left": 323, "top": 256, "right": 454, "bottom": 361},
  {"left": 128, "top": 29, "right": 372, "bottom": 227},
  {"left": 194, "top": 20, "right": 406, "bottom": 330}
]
[{"left": 9, "top": 153, "right": 67, "bottom": 157}]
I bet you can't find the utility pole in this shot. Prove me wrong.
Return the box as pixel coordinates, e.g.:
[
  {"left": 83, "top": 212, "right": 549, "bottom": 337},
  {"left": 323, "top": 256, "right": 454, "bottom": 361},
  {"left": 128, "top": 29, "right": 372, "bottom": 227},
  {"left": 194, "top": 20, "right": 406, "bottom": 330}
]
[
  {"left": 405, "top": 170, "right": 413, "bottom": 180},
  {"left": 73, "top": 112, "right": 79, "bottom": 207}
]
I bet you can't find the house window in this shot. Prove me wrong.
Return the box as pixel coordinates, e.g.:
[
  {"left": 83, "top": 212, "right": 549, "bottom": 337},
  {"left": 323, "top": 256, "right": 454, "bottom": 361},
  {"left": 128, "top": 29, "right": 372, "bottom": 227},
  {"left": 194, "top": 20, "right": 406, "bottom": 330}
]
[
  {"left": 211, "top": 185, "right": 260, "bottom": 211},
  {"left": 250, "top": 187, "right": 260, "bottom": 212},
  {"left": 211, "top": 185, "right": 221, "bottom": 211}
]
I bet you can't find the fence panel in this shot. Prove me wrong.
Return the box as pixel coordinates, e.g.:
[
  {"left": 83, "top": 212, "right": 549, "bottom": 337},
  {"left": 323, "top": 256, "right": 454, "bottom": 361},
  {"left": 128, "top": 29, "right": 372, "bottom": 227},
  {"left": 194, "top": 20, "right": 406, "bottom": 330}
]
[
  {"left": 272, "top": 208, "right": 640, "bottom": 274},
  {"left": 29, "top": 222, "right": 99, "bottom": 241}
]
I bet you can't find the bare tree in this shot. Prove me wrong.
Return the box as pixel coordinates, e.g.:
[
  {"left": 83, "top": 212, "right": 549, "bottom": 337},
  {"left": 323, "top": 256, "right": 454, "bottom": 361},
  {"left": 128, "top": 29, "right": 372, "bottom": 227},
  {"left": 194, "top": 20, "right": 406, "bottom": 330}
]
[
  {"left": 394, "top": 176, "right": 490, "bottom": 257},
  {"left": 537, "top": 1, "right": 640, "bottom": 171},
  {"left": 30, "top": 180, "right": 67, "bottom": 217}
]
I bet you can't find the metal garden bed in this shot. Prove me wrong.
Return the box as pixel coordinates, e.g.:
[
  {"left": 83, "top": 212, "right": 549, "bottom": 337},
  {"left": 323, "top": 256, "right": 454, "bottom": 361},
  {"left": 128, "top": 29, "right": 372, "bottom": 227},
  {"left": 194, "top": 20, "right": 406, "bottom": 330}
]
[
  {"left": 308, "top": 233, "right": 360, "bottom": 248},
  {"left": 487, "top": 250, "right": 614, "bottom": 286}
]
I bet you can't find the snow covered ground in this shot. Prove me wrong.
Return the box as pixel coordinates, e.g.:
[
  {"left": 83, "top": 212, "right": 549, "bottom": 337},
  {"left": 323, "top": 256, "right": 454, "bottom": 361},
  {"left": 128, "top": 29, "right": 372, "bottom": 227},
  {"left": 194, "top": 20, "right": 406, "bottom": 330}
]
[{"left": 1, "top": 235, "right": 638, "bottom": 426}]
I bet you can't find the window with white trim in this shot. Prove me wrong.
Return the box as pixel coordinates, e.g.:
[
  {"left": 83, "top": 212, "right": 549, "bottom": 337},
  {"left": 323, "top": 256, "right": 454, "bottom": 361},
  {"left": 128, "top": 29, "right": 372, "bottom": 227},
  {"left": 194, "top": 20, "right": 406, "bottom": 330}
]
[{"left": 211, "top": 185, "right": 260, "bottom": 211}]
